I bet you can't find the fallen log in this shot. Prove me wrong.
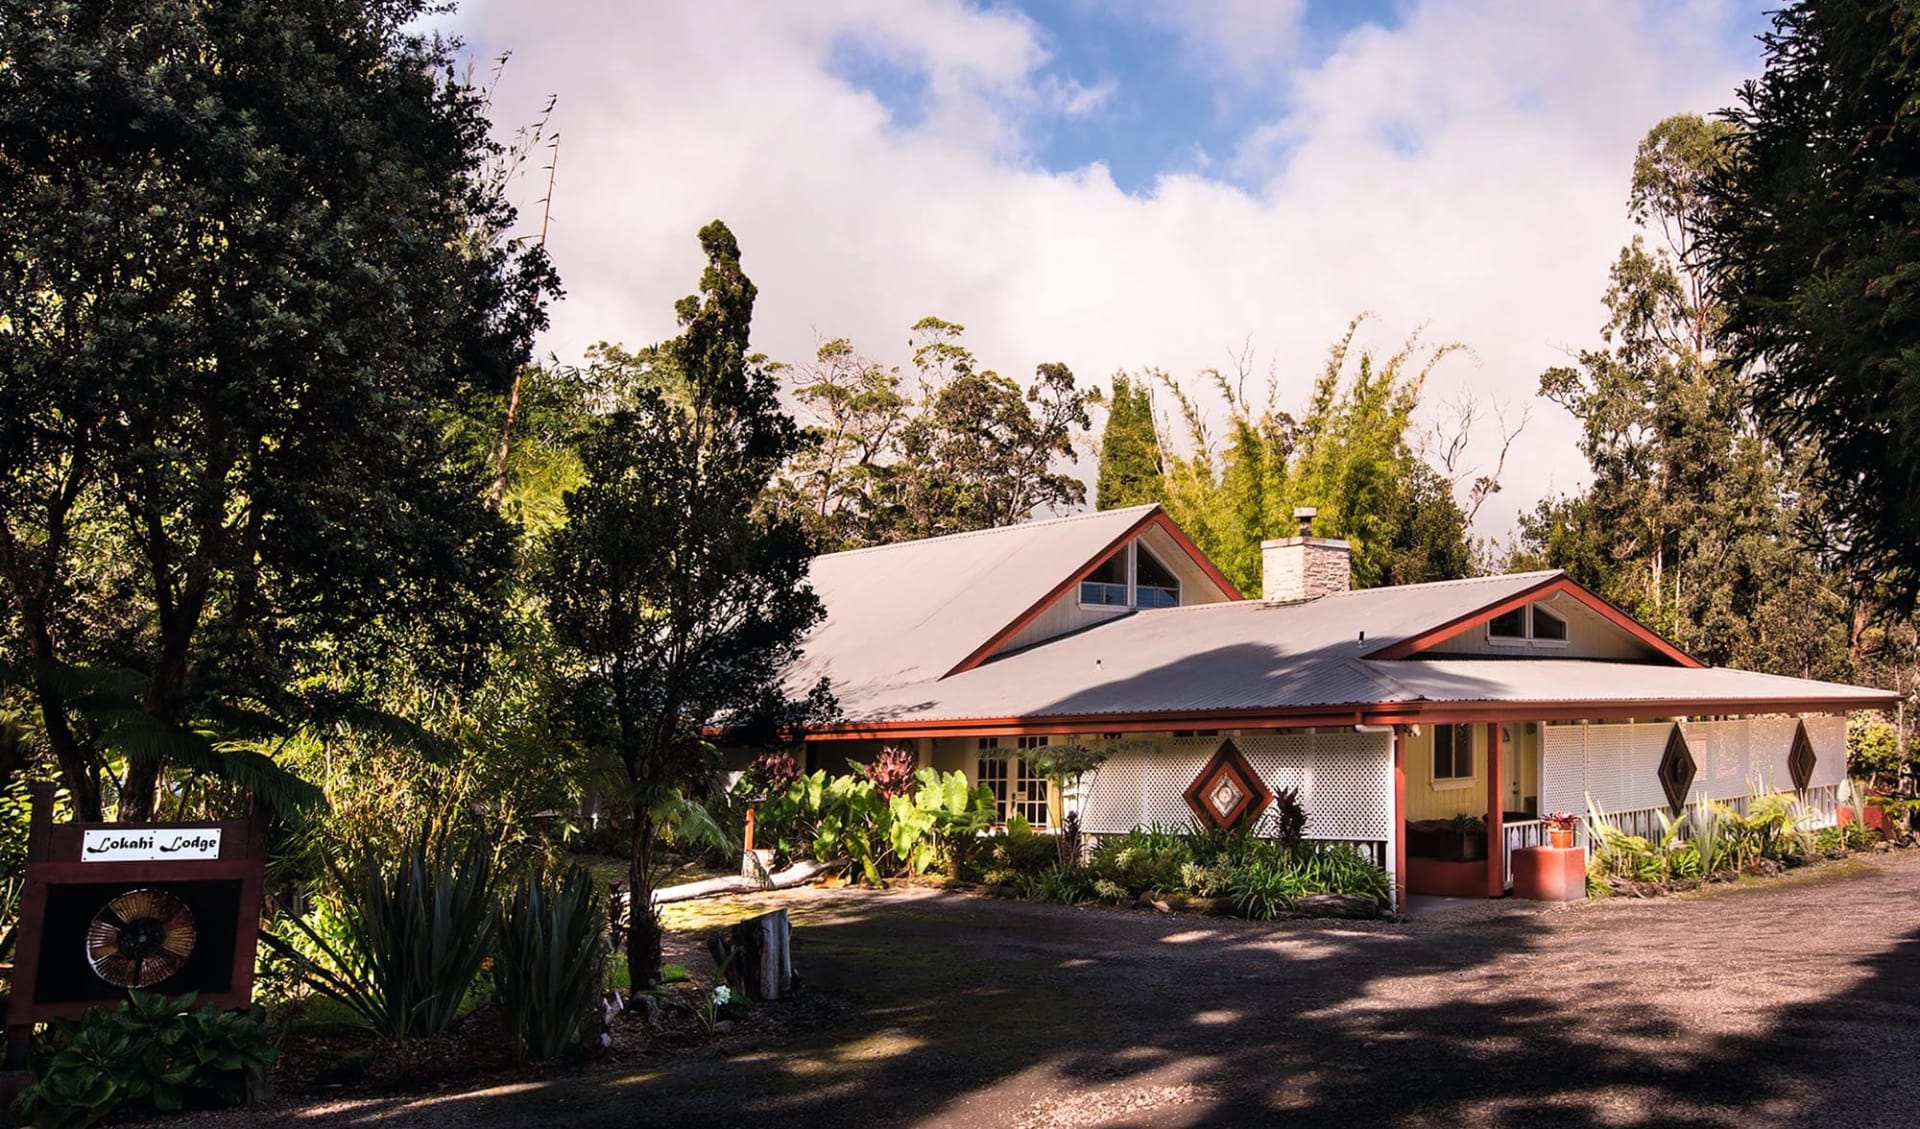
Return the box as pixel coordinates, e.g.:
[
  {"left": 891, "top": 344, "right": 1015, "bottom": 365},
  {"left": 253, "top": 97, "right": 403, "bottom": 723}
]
[{"left": 646, "top": 858, "right": 837, "bottom": 906}]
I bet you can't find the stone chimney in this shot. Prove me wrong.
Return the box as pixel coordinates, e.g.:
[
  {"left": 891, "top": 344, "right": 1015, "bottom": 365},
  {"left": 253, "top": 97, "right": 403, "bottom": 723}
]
[{"left": 1262, "top": 507, "right": 1351, "bottom": 601}]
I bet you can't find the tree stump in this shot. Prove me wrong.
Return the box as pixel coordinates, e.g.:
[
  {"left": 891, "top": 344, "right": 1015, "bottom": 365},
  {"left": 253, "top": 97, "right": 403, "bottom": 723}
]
[{"left": 707, "top": 909, "right": 793, "bottom": 1001}]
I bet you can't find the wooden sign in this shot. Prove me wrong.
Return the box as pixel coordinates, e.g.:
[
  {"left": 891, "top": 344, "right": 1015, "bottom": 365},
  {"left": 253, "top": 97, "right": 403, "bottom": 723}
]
[{"left": 3, "top": 784, "right": 268, "bottom": 1070}]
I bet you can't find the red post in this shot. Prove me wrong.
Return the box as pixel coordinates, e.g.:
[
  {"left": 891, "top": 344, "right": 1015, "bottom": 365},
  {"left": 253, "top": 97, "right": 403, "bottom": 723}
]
[
  {"left": 744, "top": 804, "right": 758, "bottom": 853},
  {"left": 1393, "top": 727, "right": 1408, "bottom": 915},
  {"left": 1486, "top": 721, "right": 1505, "bottom": 898}
]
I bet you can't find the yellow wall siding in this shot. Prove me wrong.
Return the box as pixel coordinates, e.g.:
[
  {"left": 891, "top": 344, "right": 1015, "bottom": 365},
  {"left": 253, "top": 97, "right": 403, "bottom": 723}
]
[
  {"left": 1404, "top": 725, "right": 1487, "bottom": 821},
  {"left": 1418, "top": 591, "right": 1659, "bottom": 661}
]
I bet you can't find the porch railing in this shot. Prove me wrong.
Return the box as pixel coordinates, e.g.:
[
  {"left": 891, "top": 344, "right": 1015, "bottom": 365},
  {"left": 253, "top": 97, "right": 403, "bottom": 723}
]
[{"left": 1503, "top": 785, "right": 1843, "bottom": 888}]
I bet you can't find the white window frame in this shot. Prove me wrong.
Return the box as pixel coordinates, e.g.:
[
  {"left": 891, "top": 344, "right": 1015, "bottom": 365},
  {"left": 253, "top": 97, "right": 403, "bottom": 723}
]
[
  {"left": 1431, "top": 723, "right": 1476, "bottom": 787},
  {"left": 1485, "top": 602, "right": 1571, "bottom": 649},
  {"left": 1078, "top": 540, "right": 1183, "bottom": 611}
]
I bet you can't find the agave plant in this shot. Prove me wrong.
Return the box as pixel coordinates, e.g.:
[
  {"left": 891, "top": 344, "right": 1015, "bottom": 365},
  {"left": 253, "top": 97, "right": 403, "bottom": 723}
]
[
  {"left": 266, "top": 832, "right": 499, "bottom": 1049},
  {"left": 495, "top": 863, "right": 607, "bottom": 1062}
]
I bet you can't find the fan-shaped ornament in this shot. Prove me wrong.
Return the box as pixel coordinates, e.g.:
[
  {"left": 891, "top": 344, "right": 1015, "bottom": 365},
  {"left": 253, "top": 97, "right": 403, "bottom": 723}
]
[{"left": 85, "top": 888, "right": 197, "bottom": 988}]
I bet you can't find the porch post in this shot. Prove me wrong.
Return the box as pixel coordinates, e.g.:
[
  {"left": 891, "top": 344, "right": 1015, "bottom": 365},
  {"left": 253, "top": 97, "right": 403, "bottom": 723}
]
[
  {"left": 1393, "top": 727, "right": 1408, "bottom": 915},
  {"left": 1486, "top": 721, "right": 1505, "bottom": 897}
]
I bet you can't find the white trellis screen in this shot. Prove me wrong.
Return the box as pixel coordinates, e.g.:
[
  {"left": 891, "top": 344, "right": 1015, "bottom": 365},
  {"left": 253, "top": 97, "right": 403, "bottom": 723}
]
[
  {"left": 1539, "top": 716, "right": 1848, "bottom": 818},
  {"left": 1077, "top": 731, "right": 1395, "bottom": 845}
]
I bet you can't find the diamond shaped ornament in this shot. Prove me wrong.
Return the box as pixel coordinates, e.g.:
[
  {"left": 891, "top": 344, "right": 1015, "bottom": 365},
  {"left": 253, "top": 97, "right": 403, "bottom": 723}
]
[
  {"left": 1657, "top": 725, "right": 1697, "bottom": 814},
  {"left": 1183, "top": 739, "right": 1274, "bottom": 830},
  {"left": 1788, "top": 721, "right": 1817, "bottom": 791}
]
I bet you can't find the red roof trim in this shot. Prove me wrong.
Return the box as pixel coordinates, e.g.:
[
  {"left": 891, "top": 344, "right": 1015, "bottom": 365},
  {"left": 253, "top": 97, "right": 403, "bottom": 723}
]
[
  {"left": 941, "top": 508, "right": 1242, "bottom": 679},
  {"left": 803, "top": 693, "right": 1893, "bottom": 740},
  {"left": 1364, "top": 575, "right": 1703, "bottom": 667}
]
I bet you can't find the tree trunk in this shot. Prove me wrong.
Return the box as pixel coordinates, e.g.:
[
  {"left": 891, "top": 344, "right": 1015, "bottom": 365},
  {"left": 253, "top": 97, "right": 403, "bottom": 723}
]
[
  {"left": 709, "top": 909, "right": 792, "bottom": 1001},
  {"left": 628, "top": 808, "right": 662, "bottom": 989}
]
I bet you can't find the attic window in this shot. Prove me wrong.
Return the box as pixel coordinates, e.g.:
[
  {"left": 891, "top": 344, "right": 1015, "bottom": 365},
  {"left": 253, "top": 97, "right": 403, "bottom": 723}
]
[
  {"left": 1488, "top": 608, "right": 1527, "bottom": 638},
  {"left": 1135, "top": 544, "right": 1180, "bottom": 608},
  {"left": 1532, "top": 604, "right": 1568, "bottom": 642},
  {"left": 1080, "top": 551, "right": 1128, "bottom": 607}
]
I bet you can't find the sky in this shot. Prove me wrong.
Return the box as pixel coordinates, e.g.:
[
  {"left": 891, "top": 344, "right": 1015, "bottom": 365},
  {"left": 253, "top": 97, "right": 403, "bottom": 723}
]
[{"left": 447, "top": 0, "right": 1774, "bottom": 539}]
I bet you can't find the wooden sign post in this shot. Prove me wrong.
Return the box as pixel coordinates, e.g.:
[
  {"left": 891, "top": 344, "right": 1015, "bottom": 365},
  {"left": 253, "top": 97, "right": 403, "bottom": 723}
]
[{"left": 3, "top": 784, "right": 269, "bottom": 1070}]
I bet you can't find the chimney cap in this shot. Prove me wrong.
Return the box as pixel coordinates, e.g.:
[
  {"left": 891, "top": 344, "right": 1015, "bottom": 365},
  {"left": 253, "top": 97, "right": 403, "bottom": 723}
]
[{"left": 1292, "top": 505, "right": 1318, "bottom": 536}]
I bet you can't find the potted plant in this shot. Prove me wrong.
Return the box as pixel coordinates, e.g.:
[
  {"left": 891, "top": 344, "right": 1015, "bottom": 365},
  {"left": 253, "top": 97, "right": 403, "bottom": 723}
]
[{"left": 1543, "top": 811, "right": 1579, "bottom": 850}]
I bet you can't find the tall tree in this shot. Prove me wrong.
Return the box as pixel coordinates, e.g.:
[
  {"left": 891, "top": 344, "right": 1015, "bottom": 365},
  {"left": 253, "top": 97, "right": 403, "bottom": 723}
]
[
  {"left": 0, "top": 0, "right": 553, "bottom": 819},
  {"left": 778, "top": 318, "right": 1094, "bottom": 549},
  {"left": 540, "top": 222, "right": 829, "bottom": 985},
  {"left": 1517, "top": 113, "right": 1857, "bottom": 676},
  {"left": 1095, "top": 372, "right": 1167, "bottom": 510},
  {"left": 1698, "top": 0, "right": 1920, "bottom": 611},
  {"left": 1159, "top": 320, "right": 1475, "bottom": 594}
]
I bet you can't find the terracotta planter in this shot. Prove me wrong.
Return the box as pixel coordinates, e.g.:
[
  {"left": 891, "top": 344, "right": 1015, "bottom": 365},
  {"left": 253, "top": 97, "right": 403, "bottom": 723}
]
[{"left": 1548, "top": 828, "right": 1575, "bottom": 849}]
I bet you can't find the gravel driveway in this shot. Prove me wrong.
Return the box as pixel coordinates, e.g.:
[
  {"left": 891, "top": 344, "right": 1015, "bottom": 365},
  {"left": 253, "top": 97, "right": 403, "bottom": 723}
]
[{"left": 244, "top": 852, "right": 1920, "bottom": 1128}]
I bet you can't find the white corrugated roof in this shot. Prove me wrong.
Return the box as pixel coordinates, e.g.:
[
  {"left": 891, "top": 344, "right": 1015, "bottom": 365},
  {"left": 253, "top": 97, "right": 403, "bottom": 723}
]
[
  {"left": 786, "top": 505, "right": 1161, "bottom": 700},
  {"left": 813, "top": 571, "right": 1894, "bottom": 726},
  {"left": 824, "top": 571, "right": 1560, "bottom": 722}
]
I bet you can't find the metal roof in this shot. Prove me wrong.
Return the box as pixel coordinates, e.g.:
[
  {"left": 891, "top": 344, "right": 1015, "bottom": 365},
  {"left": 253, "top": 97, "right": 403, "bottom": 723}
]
[
  {"left": 813, "top": 571, "right": 1895, "bottom": 726},
  {"left": 785, "top": 505, "right": 1162, "bottom": 701}
]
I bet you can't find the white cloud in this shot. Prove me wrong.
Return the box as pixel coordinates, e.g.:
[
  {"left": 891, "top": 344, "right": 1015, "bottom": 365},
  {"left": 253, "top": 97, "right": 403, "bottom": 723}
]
[{"left": 452, "top": 0, "right": 1760, "bottom": 537}]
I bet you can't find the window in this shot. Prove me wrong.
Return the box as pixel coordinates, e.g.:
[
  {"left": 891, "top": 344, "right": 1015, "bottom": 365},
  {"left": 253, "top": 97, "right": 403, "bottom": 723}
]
[
  {"left": 977, "top": 748, "right": 1049, "bottom": 827},
  {"left": 1532, "top": 604, "right": 1568, "bottom": 641},
  {"left": 1433, "top": 724, "right": 1473, "bottom": 780},
  {"left": 1490, "top": 602, "right": 1569, "bottom": 644},
  {"left": 1488, "top": 607, "right": 1527, "bottom": 638},
  {"left": 1079, "top": 550, "right": 1128, "bottom": 607},
  {"left": 1134, "top": 544, "right": 1181, "bottom": 609}
]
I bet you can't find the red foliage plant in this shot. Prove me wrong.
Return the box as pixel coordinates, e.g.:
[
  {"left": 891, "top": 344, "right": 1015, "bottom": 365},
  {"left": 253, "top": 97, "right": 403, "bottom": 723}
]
[
  {"left": 745, "top": 750, "right": 800, "bottom": 797},
  {"left": 861, "top": 746, "right": 919, "bottom": 799}
]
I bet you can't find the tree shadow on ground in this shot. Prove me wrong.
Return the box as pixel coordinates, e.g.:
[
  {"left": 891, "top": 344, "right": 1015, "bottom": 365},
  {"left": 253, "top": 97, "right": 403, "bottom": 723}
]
[{"left": 277, "top": 856, "right": 1920, "bottom": 1129}]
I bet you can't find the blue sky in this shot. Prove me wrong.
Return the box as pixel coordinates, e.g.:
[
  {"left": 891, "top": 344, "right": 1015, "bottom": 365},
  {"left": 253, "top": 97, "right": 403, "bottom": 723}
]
[{"left": 822, "top": 1, "right": 1774, "bottom": 196}]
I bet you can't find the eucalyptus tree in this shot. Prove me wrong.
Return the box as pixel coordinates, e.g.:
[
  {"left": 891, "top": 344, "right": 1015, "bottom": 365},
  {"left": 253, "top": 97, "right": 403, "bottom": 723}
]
[{"left": 0, "top": 0, "right": 553, "bottom": 819}]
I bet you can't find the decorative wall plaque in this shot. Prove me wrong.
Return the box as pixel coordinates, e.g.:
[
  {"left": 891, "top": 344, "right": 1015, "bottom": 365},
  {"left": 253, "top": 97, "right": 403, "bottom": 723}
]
[
  {"left": 1788, "top": 720, "right": 1818, "bottom": 791},
  {"left": 1182, "top": 739, "right": 1274, "bottom": 830},
  {"left": 1656, "top": 724, "right": 1697, "bottom": 814}
]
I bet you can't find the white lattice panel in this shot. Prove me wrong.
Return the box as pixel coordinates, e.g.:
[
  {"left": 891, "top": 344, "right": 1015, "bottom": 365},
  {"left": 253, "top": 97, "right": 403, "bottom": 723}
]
[
  {"left": 1748, "top": 717, "right": 1796, "bottom": 792},
  {"left": 1691, "top": 719, "right": 1751, "bottom": 798},
  {"left": 1078, "top": 732, "right": 1392, "bottom": 841},
  {"left": 1539, "top": 724, "right": 1587, "bottom": 815},
  {"left": 1238, "top": 732, "right": 1394, "bottom": 842},
  {"left": 1078, "top": 740, "right": 1212, "bottom": 835},
  {"left": 1807, "top": 715, "right": 1847, "bottom": 788},
  {"left": 1583, "top": 724, "right": 1635, "bottom": 812}
]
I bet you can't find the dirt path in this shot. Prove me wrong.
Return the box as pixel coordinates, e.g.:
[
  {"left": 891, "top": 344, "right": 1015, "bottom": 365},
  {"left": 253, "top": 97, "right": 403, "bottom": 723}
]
[{"left": 239, "top": 853, "right": 1920, "bottom": 1128}]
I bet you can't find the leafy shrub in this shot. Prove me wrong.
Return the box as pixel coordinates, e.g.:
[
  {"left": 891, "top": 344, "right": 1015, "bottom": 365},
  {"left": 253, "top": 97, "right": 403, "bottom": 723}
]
[
  {"left": 983, "top": 815, "right": 1061, "bottom": 882},
  {"left": 495, "top": 863, "right": 607, "bottom": 1062},
  {"left": 1179, "top": 861, "right": 1235, "bottom": 897},
  {"left": 1227, "top": 854, "right": 1304, "bottom": 920},
  {"left": 1019, "top": 864, "right": 1097, "bottom": 905},
  {"left": 742, "top": 750, "right": 800, "bottom": 797},
  {"left": 1844, "top": 822, "right": 1878, "bottom": 851},
  {"left": 12, "top": 991, "right": 275, "bottom": 1128},
  {"left": 765, "top": 767, "right": 994, "bottom": 883},
  {"left": 1088, "top": 824, "right": 1194, "bottom": 898},
  {"left": 1847, "top": 712, "right": 1904, "bottom": 784},
  {"left": 266, "top": 832, "right": 498, "bottom": 1046},
  {"left": 856, "top": 747, "right": 919, "bottom": 799}
]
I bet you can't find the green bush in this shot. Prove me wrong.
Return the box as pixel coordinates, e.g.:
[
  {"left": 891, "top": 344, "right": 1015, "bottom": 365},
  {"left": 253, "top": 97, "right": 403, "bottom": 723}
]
[
  {"left": 1088, "top": 824, "right": 1194, "bottom": 898},
  {"left": 12, "top": 991, "right": 275, "bottom": 1128},
  {"left": 981, "top": 815, "right": 1060, "bottom": 884},
  {"left": 765, "top": 767, "right": 994, "bottom": 883},
  {"left": 1018, "top": 864, "right": 1097, "bottom": 905},
  {"left": 495, "top": 863, "right": 607, "bottom": 1062},
  {"left": 265, "top": 832, "right": 498, "bottom": 1046}
]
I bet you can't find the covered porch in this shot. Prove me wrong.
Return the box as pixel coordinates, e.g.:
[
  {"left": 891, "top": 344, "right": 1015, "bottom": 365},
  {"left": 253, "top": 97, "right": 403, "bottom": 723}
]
[{"left": 1391, "top": 714, "right": 1850, "bottom": 910}]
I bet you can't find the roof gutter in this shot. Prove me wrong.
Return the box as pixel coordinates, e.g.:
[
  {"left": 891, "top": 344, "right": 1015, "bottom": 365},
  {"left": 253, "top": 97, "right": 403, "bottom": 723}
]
[{"left": 803, "top": 692, "right": 1899, "bottom": 741}]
